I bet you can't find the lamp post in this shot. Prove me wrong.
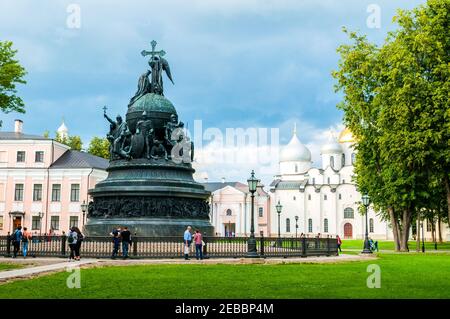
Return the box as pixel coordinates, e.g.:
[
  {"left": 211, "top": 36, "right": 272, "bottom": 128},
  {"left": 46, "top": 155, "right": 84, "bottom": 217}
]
[
  {"left": 295, "top": 215, "right": 299, "bottom": 238},
  {"left": 38, "top": 212, "right": 44, "bottom": 236},
  {"left": 421, "top": 218, "right": 425, "bottom": 253},
  {"left": 246, "top": 170, "right": 259, "bottom": 258},
  {"left": 80, "top": 200, "right": 88, "bottom": 228},
  {"left": 361, "top": 194, "right": 372, "bottom": 254},
  {"left": 275, "top": 200, "right": 283, "bottom": 247}
]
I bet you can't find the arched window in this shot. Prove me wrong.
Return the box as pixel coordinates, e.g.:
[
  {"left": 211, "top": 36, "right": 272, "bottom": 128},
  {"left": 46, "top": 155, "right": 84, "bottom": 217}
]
[
  {"left": 286, "top": 218, "right": 291, "bottom": 233},
  {"left": 258, "top": 207, "right": 263, "bottom": 217},
  {"left": 308, "top": 219, "right": 313, "bottom": 233},
  {"left": 293, "top": 196, "right": 296, "bottom": 201},
  {"left": 342, "top": 154, "right": 345, "bottom": 166},
  {"left": 312, "top": 178, "right": 315, "bottom": 185},
  {"left": 324, "top": 194, "right": 327, "bottom": 200},
  {"left": 308, "top": 194, "right": 311, "bottom": 200},
  {"left": 369, "top": 218, "right": 374, "bottom": 233},
  {"left": 226, "top": 209, "right": 232, "bottom": 216},
  {"left": 344, "top": 207, "right": 354, "bottom": 219},
  {"left": 327, "top": 177, "right": 330, "bottom": 184},
  {"left": 351, "top": 153, "right": 356, "bottom": 165},
  {"left": 330, "top": 156, "right": 334, "bottom": 169},
  {"left": 295, "top": 164, "right": 298, "bottom": 173},
  {"left": 324, "top": 218, "right": 329, "bottom": 233}
]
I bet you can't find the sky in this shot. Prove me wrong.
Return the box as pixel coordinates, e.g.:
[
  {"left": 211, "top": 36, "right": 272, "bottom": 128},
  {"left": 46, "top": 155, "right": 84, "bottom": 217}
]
[{"left": 0, "top": 0, "right": 426, "bottom": 185}]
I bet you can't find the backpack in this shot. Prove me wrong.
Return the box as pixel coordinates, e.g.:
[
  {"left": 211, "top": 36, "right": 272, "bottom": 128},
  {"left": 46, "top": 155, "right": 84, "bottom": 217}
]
[{"left": 68, "top": 234, "right": 74, "bottom": 244}]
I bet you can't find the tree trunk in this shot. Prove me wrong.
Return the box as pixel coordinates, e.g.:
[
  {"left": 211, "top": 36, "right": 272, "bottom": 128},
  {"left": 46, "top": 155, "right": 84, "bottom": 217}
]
[
  {"left": 388, "top": 206, "right": 401, "bottom": 251},
  {"left": 416, "top": 218, "right": 421, "bottom": 252},
  {"left": 445, "top": 174, "right": 450, "bottom": 228},
  {"left": 399, "top": 209, "right": 412, "bottom": 252},
  {"left": 438, "top": 216, "right": 443, "bottom": 243}
]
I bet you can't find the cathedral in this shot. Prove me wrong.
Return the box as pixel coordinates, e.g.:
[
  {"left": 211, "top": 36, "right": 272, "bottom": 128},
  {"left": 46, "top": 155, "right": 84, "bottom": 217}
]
[{"left": 269, "top": 125, "right": 391, "bottom": 239}]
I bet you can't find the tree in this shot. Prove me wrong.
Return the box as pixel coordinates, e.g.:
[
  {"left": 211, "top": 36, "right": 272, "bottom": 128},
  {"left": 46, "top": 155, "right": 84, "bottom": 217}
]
[
  {"left": 87, "top": 136, "right": 110, "bottom": 159},
  {"left": 333, "top": 0, "right": 450, "bottom": 251},
  {"left": 55, "top": 132, "right": 83, "bottom": 151},
  {"left": 0, "top": 41, "right": 27, "bottom": 114}
]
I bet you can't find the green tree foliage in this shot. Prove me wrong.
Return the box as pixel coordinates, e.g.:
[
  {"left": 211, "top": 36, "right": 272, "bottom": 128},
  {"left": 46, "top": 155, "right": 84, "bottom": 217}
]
[
  {"left": 0, "top": 41, "right": 27, "bottom": 113},
  {"left": 55, "top": 132, "right": 83, "bottom": 151},
  {"left": 87, "top": 136, "right": 110, "bottom": 159},
  {"left": 333, "top": 0, "right": 450, "bottom": 251}
]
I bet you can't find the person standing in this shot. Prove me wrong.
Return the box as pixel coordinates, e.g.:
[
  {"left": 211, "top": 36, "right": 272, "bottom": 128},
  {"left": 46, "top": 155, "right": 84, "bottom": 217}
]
[
  {"left": 110, "top": 227, "right": 121, "bottom": 259},
  {"left": 183, "top": 226, "right": 192, "bottom": 260},
  {"left": 67, "top": 227, "right": 78, "bottom": 262},
  {"left": 336, "top": 235, "right": 342, "bottom": 252},
  {"left": 120, "top": 227, "right": 131, "bottom": 259},
  {"left": 11, "top": 226, "right": 22, "bottom": 258},
  {"left": 193, "top": 229, "right": 203, "bottom": 260},
  {"left": 22, "top": 227, "right": 31, "bottom": 258},
  {"left": 73, "top": 227, "right": 84, "bottom": 261}
]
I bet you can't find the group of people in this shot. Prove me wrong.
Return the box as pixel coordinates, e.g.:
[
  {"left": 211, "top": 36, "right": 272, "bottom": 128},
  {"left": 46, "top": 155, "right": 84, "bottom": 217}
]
[
  {"left": 110, "top": 226, "right": 132, "bottom": 259},
  {"left": 10, "top": 226, "right": 32, "bottom": 258},
  {"left": 183, "top": 226, "right": 205, "bottom": 260},
  {"left": 67, "top": 226, "right": 84, "bottom": 261}
]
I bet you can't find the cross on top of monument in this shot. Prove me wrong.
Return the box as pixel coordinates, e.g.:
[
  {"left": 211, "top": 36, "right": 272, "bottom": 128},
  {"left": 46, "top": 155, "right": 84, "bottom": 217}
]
[{"left": 141, "top": 40, "right": 166, "bottom": 59}]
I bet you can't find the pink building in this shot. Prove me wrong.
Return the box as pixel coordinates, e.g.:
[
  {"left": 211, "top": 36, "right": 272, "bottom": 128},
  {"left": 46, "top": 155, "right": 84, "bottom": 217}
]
[
  {"left": 0, "top": 120, "right": 108, "bottom": 235},
  {"left": 203, "top": 181, "right": 271, "bottom": 237}
]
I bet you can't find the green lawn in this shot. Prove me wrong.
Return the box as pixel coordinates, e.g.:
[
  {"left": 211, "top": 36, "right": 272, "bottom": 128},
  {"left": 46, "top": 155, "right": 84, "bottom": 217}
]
[
  {"left": 0, "top": 263, "right": 23, "bottom": 271},
  {"left": 0, "top": 253, "right": 450, "bottom": 298},
  {"left": 342, "top": 240, "right": 450, "bottom": 251}
]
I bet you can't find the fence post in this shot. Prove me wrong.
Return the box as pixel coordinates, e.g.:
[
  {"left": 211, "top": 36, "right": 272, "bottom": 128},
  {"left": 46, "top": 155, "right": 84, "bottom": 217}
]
[
  {"left": 203, "top": 232, "right": 208, "bottom": 259},
  {"left": 61, "top": 234, "right": 67, "bottom": 257},
  {"left": 133, "top": 233, "right": 138, "bottom": 257},
  {"left": 259, "top": 231, "right": 264, "bottom": 257},
  {"left": 327, "top": 235, "right": 331, "bottom": 256},
  {"left": 301, "top": 237, "right": 306, "bottom": 257},
  {"left": 6, "top": 236, "right": 11, "bottom": 257}
]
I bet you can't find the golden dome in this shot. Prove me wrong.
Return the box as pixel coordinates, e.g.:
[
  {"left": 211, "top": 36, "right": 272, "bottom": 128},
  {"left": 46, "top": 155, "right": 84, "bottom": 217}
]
[{"left": 338, "top": 127, "right": 356, "bottom": 143}]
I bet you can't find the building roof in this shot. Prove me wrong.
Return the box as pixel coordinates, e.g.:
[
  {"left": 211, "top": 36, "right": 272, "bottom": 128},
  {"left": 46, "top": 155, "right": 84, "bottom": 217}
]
[
  {"left": 0, "top": 132, "right": 50, "bottom": 141},
  {"left": 51, "top": 150, "right": 109, "bottom": 170},
  {"left": 202, "top": 181, "right": 267, "bottom": 196}
]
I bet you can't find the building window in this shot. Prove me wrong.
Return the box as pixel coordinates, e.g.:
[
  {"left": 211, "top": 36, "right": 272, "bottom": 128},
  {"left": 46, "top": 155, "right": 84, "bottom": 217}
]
[
  {"left": 342, "top": 179, "right": 345, "bottom": 184},
  {"left": 52, "top": 184, "right": 61, "bottom": 202},
  {"left": 351, "top": 153, "right": 356, "bottom": 165},
  {"left": 286, "top": 218, "right": 290, "bottom": 233},
  {"left": 327, "top": 177, "right": 330, "bottom": 184},
  {"left": 342, "top": 154, "right": 345, "bottom": 166},
  {"left": 330, "top": 156, "right": 334, "bottom": 169},
  {"left": 295, "top": 164, "right": 298, "bottom": 173},
  {"left": 226, "top": 209, "right": 232, "bottom": 216},
  {"left": 369, "top": 218, "right": 374, "bottom": 233},
  {"left": 258, "top": 207, "right": 263, "bottom": 217},
  {"left": 324, "top": 194, "right": 327, "bottom": 200},
  {"left": 312, "top": 178, "right": 315, "bottom": 185},
  {"left": 32, "top": 216, "right": 41, "bottom": 230},
  {"left": 308, "top": 219, "right": 313, "bottom": 233},
  {"left": 70, "top": 184, "right": 80, "bottom": 202},
  {"left": 35, "top": 151, "right": 44, "bottom": 162},
  {"left": 308, "top": 194, "right": 311, "bottom": 200},
  {"left": 33, "top": 184, "right": 42, "bottom": 201},
  {"left": 14, "top": 184, "right": 24, "bottom": 201},
  {"left": 324, "top": 218, "right": 329, "bottom": 233},
  {"left": 0, "top": 216, "right": 3, "bottom": 230},
  {"left": 344, "top": 207, "right": 354, "bottom": 219},
  {"left": 16, "top": 151, "right": 25, "bottom": 162},
  {"left": 69, "top": 216, "right": 79, "bottom": 228},
  {"left": 338, "top": 193, "right": 342, "bottom": 200},
  {"left": 293, "top": 196, "right": 296, "bottom": 201},
  {"left": 50, "top": 216, "right": 60, "bottom": 231}
]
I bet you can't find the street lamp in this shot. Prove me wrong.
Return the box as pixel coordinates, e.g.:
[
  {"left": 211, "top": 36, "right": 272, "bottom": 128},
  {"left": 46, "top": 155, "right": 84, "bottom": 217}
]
[
  {"left": 275, "top": 200, "right": 283, "bottom": 247},
  {"left": 38, "top": 212, "right": 44, "bottom": 236},
  {"left": 295, "top": 215, "right": 299, "bottom": 238},
  {"left": 80, "top": 200, "right": 88, "bottom": 228},
  {"left": 421, "top": 218, "right": 425, "bottom": 253},
  {"left": 246, "top": 170, "right": 259, "bottom": 258},
  {"left": 361, "top": 194, "right": 372, "bottom": 254}
]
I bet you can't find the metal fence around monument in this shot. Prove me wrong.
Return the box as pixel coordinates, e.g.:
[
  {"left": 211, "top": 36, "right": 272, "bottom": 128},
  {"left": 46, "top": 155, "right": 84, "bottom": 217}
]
[{"left": 0, "top": 235, "right": 338, "bottom": 259}]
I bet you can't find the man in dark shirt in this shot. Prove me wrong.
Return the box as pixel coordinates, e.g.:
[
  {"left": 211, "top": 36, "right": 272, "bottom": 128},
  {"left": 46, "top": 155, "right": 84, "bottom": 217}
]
[
  {"left": 120, "top": 227, "right": 132, "bottom": 259},
  {"left": 110, "top": 227, "right": 121, "bottom": 259}
]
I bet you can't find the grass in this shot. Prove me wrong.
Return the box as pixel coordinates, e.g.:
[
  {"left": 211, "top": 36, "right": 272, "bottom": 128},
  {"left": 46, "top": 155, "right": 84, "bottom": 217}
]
[
  {"left": 342, "top": 240, "right": 450, "bottom": 251},
  {"left": 0, "top": 262, "right": 23, "bottom": 271},
  {"left": 0, "top": 253, "right": 450, "bottom": 298}
]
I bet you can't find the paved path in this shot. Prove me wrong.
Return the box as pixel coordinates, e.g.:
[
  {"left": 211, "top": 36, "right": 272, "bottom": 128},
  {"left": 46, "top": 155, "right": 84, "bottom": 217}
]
[
  {"left": 0, "top": 259, "right": 98, "bottom": 282},
  {"left": 0, "top": 254, "right": 372, "bottom": 282}
]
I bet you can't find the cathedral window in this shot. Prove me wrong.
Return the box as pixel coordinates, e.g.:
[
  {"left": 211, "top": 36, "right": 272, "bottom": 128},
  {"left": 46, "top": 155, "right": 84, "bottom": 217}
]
[
  {"left": 295, "top": 164, "right": 298, "bottom": 173},
  {"left": 344, "top": 207, "right": 354, "bottom": 219},
  {"left": 324, "top": 218, "right": 329, "bottom": 233},
  {"left": 369, "top": 218, "right": 374, "bottom": 233},
  {"left": 258, "top": 207, "right": 263, "bottom": 217},
  {"left": 338, "top": 193, "right": 342, "bottom": 200},
  {"left": 324, "top": 194, "right": 327, "bottom": 200},
  {"left": 308, "top": 194, "right": 311, "bottom": 200},
  {"left": 308, "top": 219, "right": 313, "bottom": 233},
  {"left": 330, "top": 156, "right": 334, "bottom": 169},
  {"left": 342, "top": 154, "right": 345, "bottom": 166},
  {"left": 327, "top": 177, "right": 330, "bottom": 184},
  {"left": 286, "top": 218, "right": 291, "bottom": 233},
  {"left": 351, "top": 153, "right": 356, "bottom": 165}
]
